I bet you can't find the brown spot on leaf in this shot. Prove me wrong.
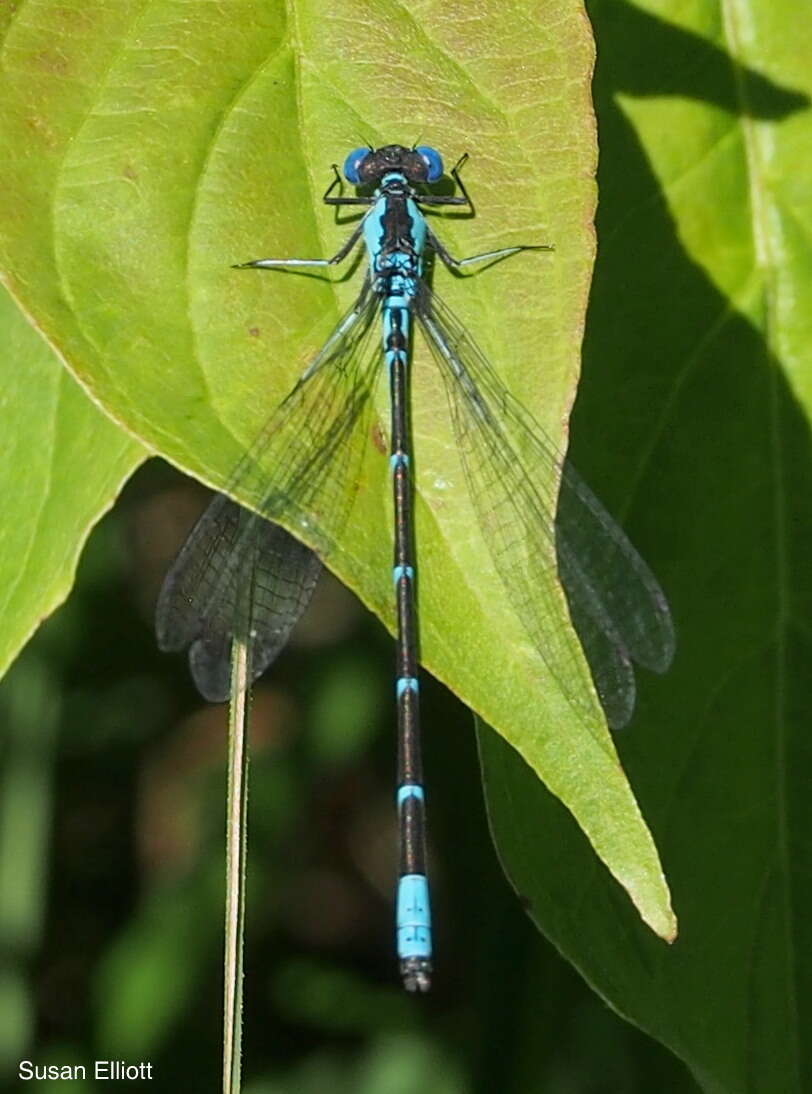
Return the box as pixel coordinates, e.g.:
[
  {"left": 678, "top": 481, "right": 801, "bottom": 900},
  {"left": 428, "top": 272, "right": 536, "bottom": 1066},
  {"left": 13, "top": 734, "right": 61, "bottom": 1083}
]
[
  {"left": 35, "top": 50, "right": 69, "bottom": 76},
  {"left": 370, "top": 421, "right": 387, "bottom": 454}
]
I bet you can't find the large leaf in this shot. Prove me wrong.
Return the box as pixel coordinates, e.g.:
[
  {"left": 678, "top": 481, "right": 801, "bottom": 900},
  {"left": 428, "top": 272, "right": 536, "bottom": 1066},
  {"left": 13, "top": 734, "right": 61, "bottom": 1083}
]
[
  {"left": 482, "top": 1, "right": 812, "bottom": 1091},
  {"left": 0, "top": 285, "right": 144, "bottom": 676},
  {"left": 0, "top": 3, "right": 676, "bottom": 934}
]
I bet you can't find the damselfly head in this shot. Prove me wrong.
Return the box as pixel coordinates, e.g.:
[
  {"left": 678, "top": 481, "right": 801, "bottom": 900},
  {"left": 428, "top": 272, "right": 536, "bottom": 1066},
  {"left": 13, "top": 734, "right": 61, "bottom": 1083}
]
[{"left": 343, "top": 144, "right": 444, "bottom": 186}]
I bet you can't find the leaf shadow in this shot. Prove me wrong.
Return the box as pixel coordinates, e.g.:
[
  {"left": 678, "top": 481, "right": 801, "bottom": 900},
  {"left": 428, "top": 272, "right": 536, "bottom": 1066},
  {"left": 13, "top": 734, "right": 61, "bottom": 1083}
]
[
  {"left": 482, "top": 2, "right": 812, "bottom": 1088},
  {"left": 596, "top": 0, "right": 809, "bottom": 117}
]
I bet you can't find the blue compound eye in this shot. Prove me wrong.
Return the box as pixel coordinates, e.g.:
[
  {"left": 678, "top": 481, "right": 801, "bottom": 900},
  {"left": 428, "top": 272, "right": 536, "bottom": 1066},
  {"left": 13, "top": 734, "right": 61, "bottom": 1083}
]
[
  {"left": 343, "top": 147, "right": 370, "bottom": 184},
  {"left": 416, "top": 145, "right": 443, "bottom": 182}
]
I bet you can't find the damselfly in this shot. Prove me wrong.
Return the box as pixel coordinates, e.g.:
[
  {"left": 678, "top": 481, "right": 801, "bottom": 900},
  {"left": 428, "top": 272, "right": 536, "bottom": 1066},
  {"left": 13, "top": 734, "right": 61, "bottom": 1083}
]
[{"left": 156, "top": 144, "right": 675, "bottom": 993}]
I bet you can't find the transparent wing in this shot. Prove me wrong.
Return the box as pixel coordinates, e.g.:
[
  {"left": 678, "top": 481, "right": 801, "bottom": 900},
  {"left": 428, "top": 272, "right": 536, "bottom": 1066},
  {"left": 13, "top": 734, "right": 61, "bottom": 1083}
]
[
  {"left": 556, "top": 569, "right": 636, "bottom": 729},
  {"left": 416, "top": 284, "right": 675, "bottom": 729},
  {"left": 157, "top": 495, "right": 322, "bottom": 701},
  {"left": 156, "top": 279, "right": 382, "bottom": 700},
  {"left": 224, "top": 274, "right": 382, "bottom": 546}
]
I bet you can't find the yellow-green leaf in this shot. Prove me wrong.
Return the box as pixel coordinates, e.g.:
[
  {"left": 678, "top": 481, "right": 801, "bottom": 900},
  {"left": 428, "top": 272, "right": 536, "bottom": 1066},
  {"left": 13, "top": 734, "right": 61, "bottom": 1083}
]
[{"left": 0, "top": 1, "right": 674, "bottom": 946}]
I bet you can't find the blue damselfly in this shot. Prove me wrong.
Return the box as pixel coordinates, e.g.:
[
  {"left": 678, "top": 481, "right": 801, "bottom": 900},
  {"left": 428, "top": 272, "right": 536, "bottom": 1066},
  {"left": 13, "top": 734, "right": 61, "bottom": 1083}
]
[{"left": 157, "top": 144, "right": 675, "bottom": 993}]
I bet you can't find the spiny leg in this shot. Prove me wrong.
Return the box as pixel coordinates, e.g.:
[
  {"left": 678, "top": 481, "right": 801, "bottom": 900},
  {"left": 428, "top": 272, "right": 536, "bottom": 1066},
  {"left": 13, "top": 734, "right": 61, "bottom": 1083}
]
[
  {"left": 417, "top": 152, "right": 474, "bottom": 210},
  {"left": 233, "top": 220, "right": 366, "bottom": 270},
  {"left": 427, "top": 227, "right": 554, "bottom": 271},
  {"left": 324, "top": 163, "right": 376, "bottom": 207}
]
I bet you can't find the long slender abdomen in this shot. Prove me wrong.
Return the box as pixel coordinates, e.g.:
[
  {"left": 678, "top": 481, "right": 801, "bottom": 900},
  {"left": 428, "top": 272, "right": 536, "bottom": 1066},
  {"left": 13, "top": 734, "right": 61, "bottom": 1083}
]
[{"left": 384, "top": 300, "right": 432, "bottom": 992}]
